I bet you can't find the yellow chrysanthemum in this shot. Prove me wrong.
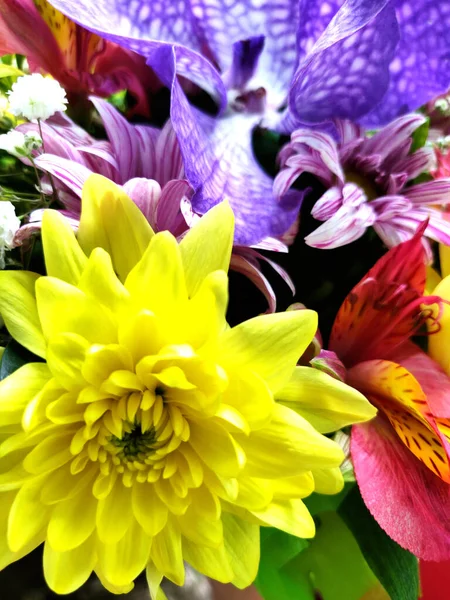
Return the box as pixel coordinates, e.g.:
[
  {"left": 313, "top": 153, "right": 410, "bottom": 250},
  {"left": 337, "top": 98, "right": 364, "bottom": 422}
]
[{"left": 0, "top": 175, "right": 375, "bottom": 596}]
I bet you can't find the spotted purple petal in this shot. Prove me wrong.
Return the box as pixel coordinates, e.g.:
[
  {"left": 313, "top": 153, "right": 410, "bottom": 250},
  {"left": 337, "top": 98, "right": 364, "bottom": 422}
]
[
  {"left": 158, "top": 46, "right": 303, "bottom": 245},
  {"left": 47, "top": 0, "right": 227, "bottom": 108},
  {"left": 222, "top": 36, "right": 265, "bottom": 91},
  {"left": 364, "top": 0, "right": 450, "bottom": 125},
  {"left": 192, "top": 0, "right": 300, "bottom": 105},
  {"left": 296, "top": 0, "right": 344, "bottom": 60},
  {"left": 290, "top": 0, "right": 399, "bottom": 123}
]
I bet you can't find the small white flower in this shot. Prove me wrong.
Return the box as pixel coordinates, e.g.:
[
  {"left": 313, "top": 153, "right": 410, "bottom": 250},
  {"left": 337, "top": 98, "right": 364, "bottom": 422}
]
[
  {"left": 8, "top": 73, "right": 67, "bottom": 121},
  {"left": 0, "top": 130, "right": 27, "bottom": 158},
  {"left": 24, "top": 131, "right": 43, "bottom": 152},
  {"left": 0, "top": 201, "right": 20, "bottom": 269}
]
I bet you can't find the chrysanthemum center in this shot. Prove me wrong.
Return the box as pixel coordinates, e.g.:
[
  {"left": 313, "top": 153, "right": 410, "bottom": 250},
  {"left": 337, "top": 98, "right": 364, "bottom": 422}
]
[
  {"left": 345, "top": 170, "right": 379, "bottom": 201},
  {"left": 109, "top": 423, "right": 157, "bottom": 460}
]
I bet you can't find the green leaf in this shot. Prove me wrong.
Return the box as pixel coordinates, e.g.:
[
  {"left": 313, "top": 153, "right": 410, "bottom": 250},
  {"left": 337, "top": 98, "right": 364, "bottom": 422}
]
[
  {"left": 304, "top": 483, "right": 353, "bottom": 516},
  {"left": 0, "top": 64, "right": 23, "bottom": 79},
  {"left": 338, "top": 486, "right": 419, "bottom": 600},
  {"left": 256, "top": 529, "right": 311, "bottom": 600},
  {"left": 410, "top": 118, "right": 429, "bottom": 153},
  {"left": 0, "top": 339, "right": 42, "bottom": 380}
]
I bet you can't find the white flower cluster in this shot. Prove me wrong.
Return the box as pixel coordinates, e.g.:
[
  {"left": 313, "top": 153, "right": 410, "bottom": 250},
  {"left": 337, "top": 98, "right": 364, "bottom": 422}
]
[
  {"left": 0, "top": 130, "right": 42, "bottom": 158},
  {"left": 0, "top": 202, "right": 20, "bottom": 269},
  {"left": 8, "top": 73, "right": 67, "bottom": 121}
]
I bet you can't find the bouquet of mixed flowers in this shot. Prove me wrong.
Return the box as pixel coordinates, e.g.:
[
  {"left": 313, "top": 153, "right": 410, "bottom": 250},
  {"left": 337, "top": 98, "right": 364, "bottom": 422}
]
[{"left": 0, "top": 1, "right": 450, "bottom": 599}]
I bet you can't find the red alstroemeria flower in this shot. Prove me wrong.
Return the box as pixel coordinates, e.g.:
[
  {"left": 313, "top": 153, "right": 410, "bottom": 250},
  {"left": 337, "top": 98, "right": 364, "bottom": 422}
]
[
  {"left": 329, "top": 224, "right": 450, "bottom": 560},
  {"left": 0, "top": 0, "right": 158, "bottom": 115}
]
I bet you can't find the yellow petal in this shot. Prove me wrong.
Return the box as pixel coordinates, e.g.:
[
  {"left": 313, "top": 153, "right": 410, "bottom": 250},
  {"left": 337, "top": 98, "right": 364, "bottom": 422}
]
[
  {"left": 429, "top": 274, "right": 450, "bottom": 373},
  {"left": 146, "top": 562, "right": 169, "bottom": 600},
  {"left": 238, "top": 403, "right": 344, "bottom": 478},
  {"left": 23, "top": 378, "right": 64, "bottom": 431},
  {"left": 78, "top": 174, "right": 154, "bottom": 281},
  {"left": 312, "top": 467, "right": 344, "bottom": 495},
  {"left": 271, "top": 472, "right": 315, "bottom": 500},
  {"left": 0, "top": 363, "right": 51, "bottom": 426},
  {"left": 252, "top": 498, "right": 315, "bottom": 538},
  {"left": 8, "top": 476, "right": 51, "bottom": 551},
  {"left": 40, "top": 462, "right": 96, "bottom": 505},
  {"left": 151, "top": 518, "right": 185, "bottom": 586},
  {"left": 125, "top": 231, "right": 187, "bottom": 315},
  {"left": 46, "top": 332, "right": 89, "bottom": 391},
  {"left": 0, "top": 271, "right": 45, "bottom": 357},
  {"left": 78, "top": 247, "right": 130, "bottom": 312},
  {"left": 96, "top": 478, "right": 133, "bottom": 544},
  {"left": 23, "top": 430, "right": 73, "bottom": 475},
  {"left": 47, "top": 490, "right": 97, "bottom": 551},
  {"left": 182, "top": 538, "right": 233, "bottom": 583},
  {"left": 276, "top": 366, "right": 376, "bottom": 433},
  {"left": 178, "top": 504, "right": 223, "bottom": 547},
  {"left": 132, "top": 482, "right": 168, "bottom": 536},
  {"left": 222, "top": 513, "right": 259, "bottom": 589},
  {"left": 98, "top": 519, "right": 151, "bottom": 587},
  {"left": 219, "top": 310, "right": 317, "bottom": 394},
  {"left": 118, "top": 309, "right": 167, "bottom": 364},
  {"left": 96, "top": 569, "right": 135, "bottom": 595},
  {"left": 190, "top": 420, "right": 245, "bottom": 478},
  {"left": 234, "top": 477, "right": 273, "bottom": 511},
  {"left": 426, "top": 266, "right": 441, "bottom": 295},
  {"left": 181, "top": 270, "right": 228, "bottom": 349},
  {"left": 43, "top": 534, "right": 96, "bottom": 594},
  {"left": 441, "top": 243, "right": 450, "bottom": 279},
  {"left": 81, "top": 344, "right": 133, "bottom": 388},
  {"left": 180, "top": 201, "right": 234, "bottom": 297},
  {"left": 0, "top": 490, "right": 45, "bottom": 570},
  {"left": 221, "top": 370, "right": 274, "bottom": 429},
  {"left": 46, "top": 392, "right": 84, "bottom": 424},
  {"left": 41, "top": 210, "right": 87, "bottom": 285},
  {"left": 36, "top": 277, "right": 116, "bottom": 344}
]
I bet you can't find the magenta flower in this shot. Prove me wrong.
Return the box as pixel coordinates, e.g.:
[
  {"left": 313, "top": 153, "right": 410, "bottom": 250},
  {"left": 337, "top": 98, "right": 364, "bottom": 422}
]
[{"left": 275, "top": 114, "right": 450, "bottom": 251}]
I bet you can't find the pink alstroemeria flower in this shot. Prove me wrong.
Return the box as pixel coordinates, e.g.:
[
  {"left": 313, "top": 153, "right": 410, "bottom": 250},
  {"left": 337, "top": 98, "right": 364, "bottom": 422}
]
[
  {"left": 275, "top": 114, "right": 450, "bottom": 251},
  {"left": 0, "top": 0, "right": 158, "bottom": 115},
  {"left": 16, "top": 98, "right": 293, "bottom": 311},
  {"left": 328, "top": 226, "right": 450, "bottom": 561}
]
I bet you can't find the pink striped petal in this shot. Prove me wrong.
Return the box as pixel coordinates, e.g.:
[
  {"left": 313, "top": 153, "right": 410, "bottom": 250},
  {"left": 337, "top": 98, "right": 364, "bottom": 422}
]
[
  {"left": 391, "top": 147, "right": 434, "bottom": 183},
  {"left": 290, "top": 129, "right": 344, "bottom": 182},
  {"left": 362, "top": 113, "right": 426, "bottom": 161},
  {"left": 122, "top": 178, "right": 161, "bottom": 228},
  {"left": 156, "top": 180, "right": 191, "bottom": 235},
  {"left": 90, "top": 96, "right": 139, "bottom": 183},
  {"left": 406, "top": 179, "right": 450, "bottom": 206},
  {"left": 154, "top": 121, "right": 184, "bottom": 185},
  {"left": 230, "top": 254, "right": 277, "bottom": 314},
  {"left": 311, "top": 186, "right": 344, "bottom": 221},
  {"left": 34, "top": 154, "right": 93, "bottom": 197}
]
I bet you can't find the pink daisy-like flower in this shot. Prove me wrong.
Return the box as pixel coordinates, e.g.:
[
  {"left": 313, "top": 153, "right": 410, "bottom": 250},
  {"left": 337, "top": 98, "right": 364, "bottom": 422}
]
[{"left": 275, "top": 114, "right": 450, "bottom": 251}]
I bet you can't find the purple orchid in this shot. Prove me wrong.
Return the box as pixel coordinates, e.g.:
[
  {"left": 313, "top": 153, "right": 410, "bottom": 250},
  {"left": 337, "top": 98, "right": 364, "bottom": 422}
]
[
  {"left": 275, "top": 114, "right": 450, "bottom": 251},
  {"left": 44, "top": 0, "right": 450, "bottom": 246},
  {"left": 16, "top": 99, "right": 293, "bottom": 311}
]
